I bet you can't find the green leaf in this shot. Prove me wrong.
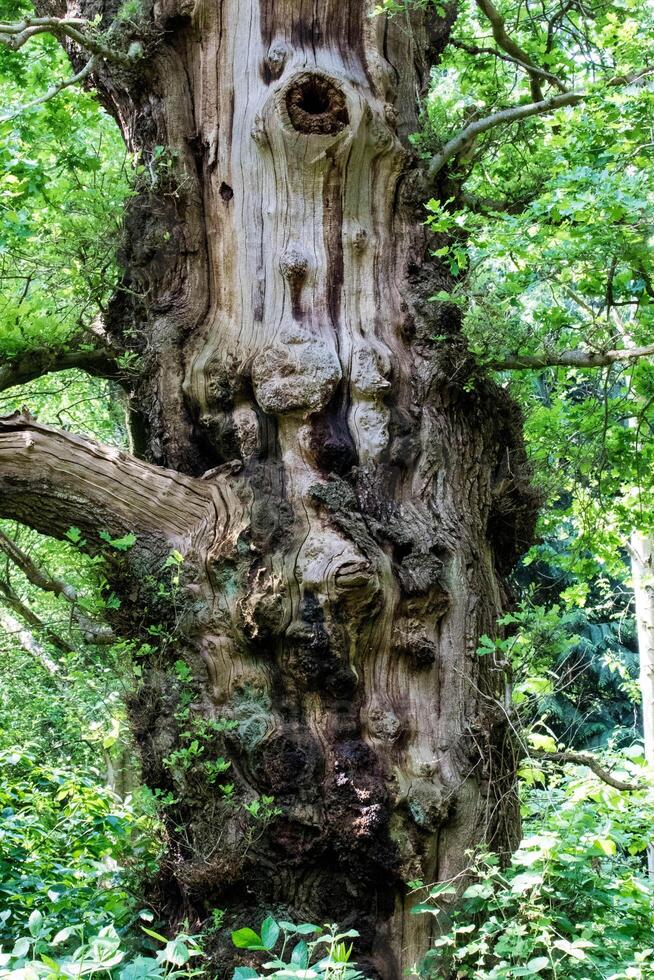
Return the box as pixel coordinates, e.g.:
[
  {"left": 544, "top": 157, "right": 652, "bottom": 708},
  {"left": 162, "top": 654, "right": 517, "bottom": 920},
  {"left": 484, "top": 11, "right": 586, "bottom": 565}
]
[
  {"left": 428, "top": 883, "right": 457, "bottom": 898},
  {"left": 231, "top": 927, "right": 264, "bottom": 950},
  {"left": 161, "top": 938, "right": 190, "bottom": 967},
  {"left": 290, "top": 940, "right": 309, "bottom": 969},
  {"left": 528, "top": 733, "right": 558, "bottom": 753},
  {"left": 510, "top": 872, "right": 544, "bottom": 894},
  {"left": 593, "top": 836, "right": 617, "bottom": 856},
  {"left": 260, "top": 916, "right": 280, "bottom": 950},
  {"left": 553, "top": 939, "right": 590, "bottom": 960},
  {"left": 27, "top": 910, "right": 43, "bottom": 937},
  {"left": 140, "top": 926, "right": 168, "bottom": 944},
  {"left": 99, "top": 530, "right": 137, "bottom": 551},
  {"left": 527, "top": 958, "right": 551, "bottom": 973},
  {"left": 120, "top": 956, "right": 165, "bottom": 979},
  {"left": 12, "top": 937, "right": 30, "bottom": 959},
  {"left": 462, "top": 882, "right": 494, "bottom": 899}
]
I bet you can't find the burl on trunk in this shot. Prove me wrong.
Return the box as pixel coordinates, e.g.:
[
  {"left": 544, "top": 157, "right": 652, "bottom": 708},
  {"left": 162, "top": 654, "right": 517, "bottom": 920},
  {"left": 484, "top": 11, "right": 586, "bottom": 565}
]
[{"left": 1, "top": 1, "right": 537, "bottom": 975}]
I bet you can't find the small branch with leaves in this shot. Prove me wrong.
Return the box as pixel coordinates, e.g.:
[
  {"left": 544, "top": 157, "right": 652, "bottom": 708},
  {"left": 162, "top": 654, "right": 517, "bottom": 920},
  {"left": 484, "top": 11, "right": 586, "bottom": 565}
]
[
  {"left": 3, "top": 55, "right": 99, "bottom": 121},
  {"left": 0, "top": 528, "right": 114, "bottom": 645},
  {"left": 491, "top": 342, "right": 654, "bottom": 371},
  {"left": 0, "top": 15, "right": 142, "bottom": 114},
  {"left": 450, "top": 38, "right": 567, "bottom": 89},
  {"left": 474, "top": 0, "right": 569, "bottom": 99},
  {"left": 430, "top": 0, "right": 654, "bottom": 184},
  {"left": 0, "top": 16, "right": 140, "bottom": 66},
  {"left": 534, "top": 750, "right": 642, "bottom": 792},
  {"left": 428, "top": 91, "right": 584, "bottom": 181}
]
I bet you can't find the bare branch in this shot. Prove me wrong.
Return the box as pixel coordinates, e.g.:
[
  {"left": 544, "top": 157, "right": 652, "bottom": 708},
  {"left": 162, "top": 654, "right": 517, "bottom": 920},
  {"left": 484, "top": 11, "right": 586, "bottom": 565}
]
[
  {"left": 491, "top": 342, "right": 654, "bottom": 370},
  {"left": 0, "top": 609, "right": 60, "bottom": 674},
  {"left": 0, "top": 527, "right": 114, "bottom": 645},
  {"left": 535, "top": 750, "right": 641, "bottom": 792},
  {"left": 460, "top": 190, "right": 535, "bottom": 215},
  {"left": 428, "top": 91, "right": 583, "bottom": 181},
  {"left": 0, "top": 527, "right": 75, "bottom": 600},
  {"left": 609, "top": 66, "right": 654, "bottom": 87},
  {"left": 0, "top": 577, "right": 73, "bottom": 653},
  {"left": 0, "top": 412, "right": 243, "bottom": 557}
]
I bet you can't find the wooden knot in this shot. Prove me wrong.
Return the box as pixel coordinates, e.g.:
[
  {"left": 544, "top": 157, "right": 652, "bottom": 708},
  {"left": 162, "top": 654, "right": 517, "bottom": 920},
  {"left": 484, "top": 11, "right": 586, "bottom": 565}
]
[
  {"left": 263, "top": 41, "right": 290, "bottom": 81},
  {"left": 285, "top": 75, "right": 349, "bottom": 135},
  {"left": 279, "top": 245, "right": 310, "bottom": 283}
]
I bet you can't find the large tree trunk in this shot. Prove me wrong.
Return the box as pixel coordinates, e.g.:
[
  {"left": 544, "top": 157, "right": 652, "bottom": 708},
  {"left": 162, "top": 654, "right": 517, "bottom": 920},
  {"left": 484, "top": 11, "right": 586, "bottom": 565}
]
[{"left": 3, "top": 2, "right": 538, "bottom": 975}]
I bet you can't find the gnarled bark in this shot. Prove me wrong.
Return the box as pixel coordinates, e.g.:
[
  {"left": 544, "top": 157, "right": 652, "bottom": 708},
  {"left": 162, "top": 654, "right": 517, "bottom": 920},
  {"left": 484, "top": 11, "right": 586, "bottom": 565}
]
[{"left": 10, "top": 2, "right": 539, "bottom": 975}]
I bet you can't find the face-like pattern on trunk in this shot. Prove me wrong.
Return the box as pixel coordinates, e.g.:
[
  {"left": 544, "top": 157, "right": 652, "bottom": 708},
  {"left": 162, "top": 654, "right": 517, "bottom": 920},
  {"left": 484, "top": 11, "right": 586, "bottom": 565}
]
[{"left": 29, "top": 1, "right": 538, "bottom": 974}]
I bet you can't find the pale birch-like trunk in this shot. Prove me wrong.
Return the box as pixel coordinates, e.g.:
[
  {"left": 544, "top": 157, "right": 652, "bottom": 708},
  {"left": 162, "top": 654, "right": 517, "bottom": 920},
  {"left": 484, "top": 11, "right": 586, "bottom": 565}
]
[
  {"left": 0, "top": 2, "right": 539, "bottom": 974},
  {"left": 609, "top": 314, "right": 654, "bottom": 875},
  {"left": 631, "top": 531, "right": 654, "bottom": 879},
  {"left": 631, "top": 533, "right": 654, "bottom": 767}
]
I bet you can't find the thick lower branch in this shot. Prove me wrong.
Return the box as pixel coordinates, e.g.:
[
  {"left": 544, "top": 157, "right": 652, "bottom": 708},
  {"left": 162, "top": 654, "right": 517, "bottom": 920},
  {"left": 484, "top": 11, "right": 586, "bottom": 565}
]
[
  {"left": 0, "top": 342, "right": 123, "bottom": 394},
  {"left": 0, "top": 412, "right": 227, "bottom": 550}
]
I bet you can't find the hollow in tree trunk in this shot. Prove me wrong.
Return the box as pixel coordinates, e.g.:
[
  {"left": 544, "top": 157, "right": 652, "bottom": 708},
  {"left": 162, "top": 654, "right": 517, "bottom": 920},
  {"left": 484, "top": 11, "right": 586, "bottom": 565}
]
[{"left": 1, "top": 2, "right": 538, "bottom": 975}]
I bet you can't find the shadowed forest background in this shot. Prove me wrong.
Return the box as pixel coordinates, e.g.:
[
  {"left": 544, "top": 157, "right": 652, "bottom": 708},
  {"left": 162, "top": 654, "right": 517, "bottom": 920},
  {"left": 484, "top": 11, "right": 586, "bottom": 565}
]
[{"left": 1, "top": 0, "right": 654, "bottom": 977}]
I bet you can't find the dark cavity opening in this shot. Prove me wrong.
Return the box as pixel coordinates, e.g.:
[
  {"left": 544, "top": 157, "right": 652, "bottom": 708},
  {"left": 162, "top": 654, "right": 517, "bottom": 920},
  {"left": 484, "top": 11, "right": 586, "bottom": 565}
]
[
  {"left": 219, "top": 181, "right": 234, "bottom": 202},
  {"left": 286, "top": 76, "right": 349, "bottom": 135}
]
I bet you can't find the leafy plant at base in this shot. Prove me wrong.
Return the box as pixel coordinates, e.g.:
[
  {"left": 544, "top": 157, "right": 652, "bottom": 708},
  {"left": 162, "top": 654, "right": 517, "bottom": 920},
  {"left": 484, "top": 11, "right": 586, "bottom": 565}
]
[
  {"left": 411, "top": 759, "right": 654, "bottom": 979},
  {"left": 230, "top": 918, "right": 366, "bottom": 979},
  {"left": 0, "top": 747, "right": 160, "bottom": 945},
  {"left": 0, "top": 919, "right": 204, "bottom": 979}
]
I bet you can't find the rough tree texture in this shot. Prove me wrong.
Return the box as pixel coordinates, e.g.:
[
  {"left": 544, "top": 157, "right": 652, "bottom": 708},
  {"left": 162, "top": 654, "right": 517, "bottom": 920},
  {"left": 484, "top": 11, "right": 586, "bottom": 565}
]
[{"left": 2, "top": 2, "right": 538, "bottom": 975}]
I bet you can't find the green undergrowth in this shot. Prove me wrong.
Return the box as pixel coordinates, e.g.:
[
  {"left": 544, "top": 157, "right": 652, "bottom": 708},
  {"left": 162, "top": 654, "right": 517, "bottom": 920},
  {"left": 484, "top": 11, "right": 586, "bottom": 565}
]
[
  {"left": 0, "top": 746, "right": 188, "bottom": 979},
  {"left": 2, "top": 745, "right": 654, "bottom": 978},
  {"left": 411, "top": 756, "right": 654, "bottom": 979}
]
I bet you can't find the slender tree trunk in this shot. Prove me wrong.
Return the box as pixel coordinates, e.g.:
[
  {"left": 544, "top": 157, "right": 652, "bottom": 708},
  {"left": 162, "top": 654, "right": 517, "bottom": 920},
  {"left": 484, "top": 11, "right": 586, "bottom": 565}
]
[
  {"left": 625, "top": 426, "right": 653, "bottom": 878},
  {"left": 610, "top": 317, "right": 654, "bottom": 876},
  {"left": 2, "top": 2, "right": 538, "bottom": 974},
  {"left": 630, "top": 529, "right": 654, "bottom": 879},
  {"left": 631, "top": 534, "right": 654, "bottom": 765}
]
